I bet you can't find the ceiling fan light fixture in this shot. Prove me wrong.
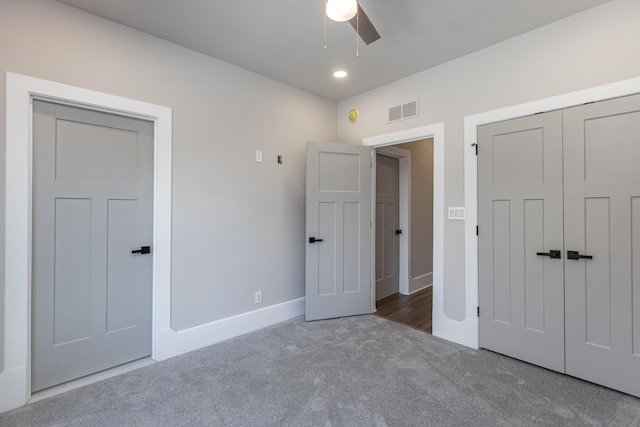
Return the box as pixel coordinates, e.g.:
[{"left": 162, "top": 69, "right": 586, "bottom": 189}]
[{"left": 326, "top": 0, "right": 358, "bottom": 22}]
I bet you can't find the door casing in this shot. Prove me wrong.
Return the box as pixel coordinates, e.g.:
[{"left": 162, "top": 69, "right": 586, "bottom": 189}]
[
  {"left": 364, "top": 124, "right": 444, "bottom": 326},
  {"left": 2, "top": 72, "right": 172, "bottom": 410},
  {"left": 464, "top": 76, "right": 640, "bottom": 350}
]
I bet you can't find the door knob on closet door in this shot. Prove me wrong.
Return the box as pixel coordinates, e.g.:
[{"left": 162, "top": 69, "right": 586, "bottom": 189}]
[
  {"left": 567, "top": 250, "right": 593, "bottom": 260},
  {"left": 536, "top": 250, "right": 561, "bottom": 259},
  {"left": 131, "top": 246, "right": 151, "bottom": 254}
]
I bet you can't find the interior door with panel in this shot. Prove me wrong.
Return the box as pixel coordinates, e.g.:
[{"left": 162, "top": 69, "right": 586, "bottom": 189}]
[
  {"left": 478, "top": 111, "right": 565, "bottom": 373},
  {"left": 375, "top": 154, "right": 400, "bottom": 301},
  {"left": 563, "top": 94, "right": 640, "bottom": 397},
  {"left": 305, "top": 141, "right": 372, "bottom": 321},
  {"left": 32, "top": 100, "right": 153, "bottom": 392}
]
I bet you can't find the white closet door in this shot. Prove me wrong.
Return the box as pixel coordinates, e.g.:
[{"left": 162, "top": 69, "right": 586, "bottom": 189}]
[
  {"left": 564, "top": 94, "right": 640, "bottom": 398},
  {"left": 478, "top": 111, "right": 565, "bottom": 373}
]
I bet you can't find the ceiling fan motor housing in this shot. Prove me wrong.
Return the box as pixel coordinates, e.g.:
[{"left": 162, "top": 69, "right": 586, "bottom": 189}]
[{"left": 326, "top": 0, "right": 358, "bottom": 22}]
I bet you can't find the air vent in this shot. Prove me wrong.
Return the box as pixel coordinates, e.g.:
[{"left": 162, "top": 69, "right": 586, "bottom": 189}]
[
  {"left": 388, "top": 100, "right": 419, "bottom": 123},
  {"left": 389, "top": 105, "right": 402, "bottom": 122}
]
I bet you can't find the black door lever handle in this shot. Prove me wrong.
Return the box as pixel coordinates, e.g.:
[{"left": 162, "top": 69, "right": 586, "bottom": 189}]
[
  {"left": 536, "top": 250, "right": 561, "bottom": 259},
  {"left": 567, "top": 250, "right": 593, "bottom": 260},
  {"left": 308, "top": 237, "right": 323, "bottom": 243},
  {"left": 132, "top": 246, "right": 151, "bottom": 254}
]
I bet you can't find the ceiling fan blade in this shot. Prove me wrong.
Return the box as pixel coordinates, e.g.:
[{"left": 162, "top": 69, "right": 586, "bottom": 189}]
[{"left": 348, "top": 3, "right": 380, "bottom": 45}]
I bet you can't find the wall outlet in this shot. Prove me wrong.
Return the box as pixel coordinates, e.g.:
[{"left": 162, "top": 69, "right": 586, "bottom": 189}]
[
  {"left": 255, "top": 150, "right": 263, "bottom": 163},
  {"left": 254, "top": 291, "right": 263, "bottom": 304}
]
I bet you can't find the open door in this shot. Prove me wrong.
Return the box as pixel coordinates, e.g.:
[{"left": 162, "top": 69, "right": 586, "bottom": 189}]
[{"left": 305, "top": 141, "right": 372, "bottom": 321}]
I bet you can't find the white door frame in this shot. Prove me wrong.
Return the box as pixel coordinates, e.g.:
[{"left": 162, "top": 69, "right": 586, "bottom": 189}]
[
  {"left": 375, "top": 146, "right": 411, "bottom": 296},
  {"left": 1, "top": 72, "right": 172, "bottom": 412},
  {"left": 363, "top": 123, "right": 446, "bottom": 338},
  {"left": 464, "top": 76, "right": 640, "bottom": 350}
]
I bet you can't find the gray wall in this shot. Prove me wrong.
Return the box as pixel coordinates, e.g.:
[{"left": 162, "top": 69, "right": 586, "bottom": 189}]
[
  {"left": 397, "top": 139, "right": 434, "bottom": 291},
  {"left": 0, "top": 0, "right": 336, "bottom": 354},
  {"left": 337, "top": 0, "right": 640, "bottom": 320},
  {"left": 2, "top": 0, "right": 640, "bottom": 363}
]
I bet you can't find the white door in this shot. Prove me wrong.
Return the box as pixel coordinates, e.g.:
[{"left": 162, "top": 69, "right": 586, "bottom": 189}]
[
  {"left": 478, "top": 93, "right": 640, "bottom": 398},
  {"left": 375, "top": 154, "right": 400, "bottom": 301},
  {"left": 305, "top": 141, "right": 372, "bottom": 321},
  {"left": 563, "top": 94, "right": 640, "bottom": 397},
  {"left": 478, "top": 111, "right": 565, "bottom": 373},
  {"left": 32, "top": 100, "right": 153, "bottom": 392}
]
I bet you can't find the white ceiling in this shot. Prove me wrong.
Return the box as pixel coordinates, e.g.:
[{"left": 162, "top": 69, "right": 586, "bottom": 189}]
[{"left": 56, "top": 0, "right": 611, "bottom": 101}]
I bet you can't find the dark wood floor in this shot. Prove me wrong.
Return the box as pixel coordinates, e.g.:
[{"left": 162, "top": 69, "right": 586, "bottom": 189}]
[{"left": 374, "top": 287, "right": 432, "bottom": 334}]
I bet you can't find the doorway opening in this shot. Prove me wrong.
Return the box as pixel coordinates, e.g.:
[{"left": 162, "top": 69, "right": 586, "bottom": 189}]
[
  {"left": 373, "top": 138, "right": 434, "bottom": 334},
  {"left": 2, "top": 72, "right": 172, "bottom": 412}
]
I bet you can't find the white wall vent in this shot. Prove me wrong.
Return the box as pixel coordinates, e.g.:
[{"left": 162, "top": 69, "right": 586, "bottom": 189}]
[{"left": 388, "top": 99, "right": 419, "bottom": 123}]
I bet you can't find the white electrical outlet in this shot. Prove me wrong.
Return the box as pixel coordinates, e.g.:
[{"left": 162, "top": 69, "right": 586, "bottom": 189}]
[
  {"left": 254, "top": 291, "right": 263, "bottom": 304},
  {"left": 255, "top": 150, "right": 263, "bottom": 163}
]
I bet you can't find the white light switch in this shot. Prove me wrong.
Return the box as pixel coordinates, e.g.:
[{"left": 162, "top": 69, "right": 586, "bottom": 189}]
[
  {"left": 448, "top": 207, "right": 466, "bottom": 220},
  {"left": 255, "top": 150, "right": 263, "bottom": 163}
]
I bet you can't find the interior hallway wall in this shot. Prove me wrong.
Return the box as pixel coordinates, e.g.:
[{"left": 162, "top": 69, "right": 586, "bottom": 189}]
[
  {"left": 337, "top": 0, "right": 640, "bottom": 323},
  {"left": 397, "top": 139, "right": 434, "bottom": 293},
  {"left": 0, "top": 0, "right": 336, "bottom": 357}
]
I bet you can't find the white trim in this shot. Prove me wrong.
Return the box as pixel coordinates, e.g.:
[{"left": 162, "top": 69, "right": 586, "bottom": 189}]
[
  {"left": 156, "top": 297, "right": 305, "bottom": 360},
  {"left": 464, "top": 76, "right": 640, "bottom": 350},
  {"left": 363, "top": 123, "right": 455, "bottom": 342},
  {"left": 407, "top": 281, "right": 432, "bottom": 295},
  {"left": 27, "top": 299, "right": 305, "bottom": 401},
  {"left": 375, "top": 145, "right": 411, "bottom": 295},
  {"left": 29, "top": 358, "right": 154, "bottom": 403},
  {"left": 2, "top": 72, "right": 173, "bottom": 413},
  {"left": 410, "top": 272, "right": 432, "bottom": 293}
]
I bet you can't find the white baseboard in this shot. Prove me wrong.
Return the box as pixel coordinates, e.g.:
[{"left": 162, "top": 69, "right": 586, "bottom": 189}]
[
  {"left": 408, "top": 283, "right": 432, "bottom": 295},
  {"left": 155, "top": 297, "right": 305, "bottom": 361},
  {"left": 432, "top": 310, "right": 478, "bottom": 349},
  {"left": 408, "top": 272, "right": 432, "bottom": 294},
  {"left": 29, "top": 358, "right": 154, "bottom": 404},
  {"left": 0, "top": 297, "right": 305, "bottom": 414},
  {"left": 0, "top": 365, "right": 27, "bottom": 413}
]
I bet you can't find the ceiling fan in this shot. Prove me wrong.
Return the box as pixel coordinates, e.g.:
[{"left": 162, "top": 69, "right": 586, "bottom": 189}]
[{"left": 326, "top": 0, "right": 381, "bottom": 45}]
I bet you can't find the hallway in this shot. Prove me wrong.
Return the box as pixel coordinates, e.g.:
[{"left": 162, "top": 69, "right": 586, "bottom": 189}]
[{"left": 375, "top": 287, "right": 432, "bottom": 333}]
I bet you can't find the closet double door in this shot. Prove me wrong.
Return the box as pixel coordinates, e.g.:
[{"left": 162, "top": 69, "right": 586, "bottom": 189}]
[{"left": 478, "top": 94, "right": 640, "bottom": 397}]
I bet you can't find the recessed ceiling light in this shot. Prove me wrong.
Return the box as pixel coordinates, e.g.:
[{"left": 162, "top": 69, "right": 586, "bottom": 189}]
[{"left": 334, "top": 70, "right": 348, "bottom": 78}]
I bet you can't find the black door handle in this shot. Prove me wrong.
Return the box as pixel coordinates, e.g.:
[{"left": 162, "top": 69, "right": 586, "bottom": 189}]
[
  {"left": 536, "top": 250, "right": 561, "bottom": 259},
  {"left": 308, "top": 237, "right": 323, "bottom": 243},
  {"left": 395, "top": 230, "right": 402, "bottom": 235},
  {"left": 567, "top": 250, "right": 593, "bottom": 260},
  {"left": 132, "top": 246, "right": 151, "bottom": 254}
]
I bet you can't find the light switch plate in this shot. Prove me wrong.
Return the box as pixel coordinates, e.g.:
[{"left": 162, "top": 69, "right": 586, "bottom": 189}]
[{"left": 448, "top": 207, "right": 466, "bottom": 220}]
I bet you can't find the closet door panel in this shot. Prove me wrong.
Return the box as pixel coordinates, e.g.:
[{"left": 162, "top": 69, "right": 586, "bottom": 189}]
[{"left": 564, "top": 94, "right": 640, "bottom": 398}]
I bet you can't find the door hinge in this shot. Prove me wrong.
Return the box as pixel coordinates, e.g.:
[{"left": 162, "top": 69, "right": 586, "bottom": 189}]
[
  {"left": 471, "top": 143, "right": 478, "bottom": 156},
  {"left": 477, "top": 306, "right": 480, "bottom": 317},
  {"left": 476, "top": 226, "right": 479, "bottom": 236}
]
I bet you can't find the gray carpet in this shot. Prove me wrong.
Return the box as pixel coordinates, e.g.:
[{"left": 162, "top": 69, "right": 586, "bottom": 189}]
[{"left": 1, "top": 315, "right": 640, "bottom": 426}]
